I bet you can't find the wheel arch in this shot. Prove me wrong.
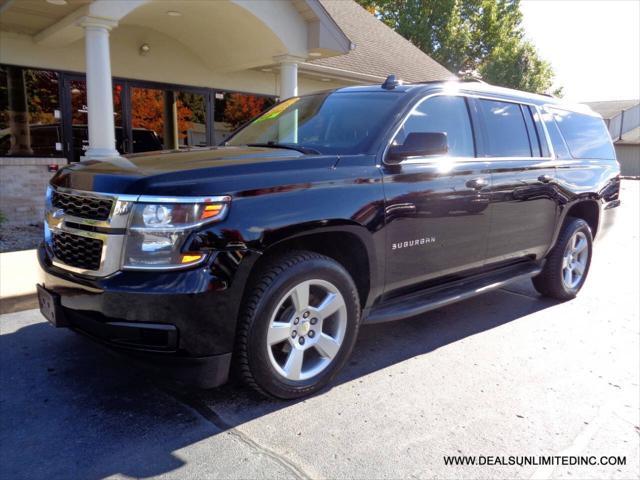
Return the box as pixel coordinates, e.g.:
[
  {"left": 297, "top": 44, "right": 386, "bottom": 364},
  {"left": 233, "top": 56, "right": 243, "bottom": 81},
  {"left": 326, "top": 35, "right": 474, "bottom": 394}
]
[
  {"left": 250, "top": 222, "right": 379, "bottom": 310},
  {"left": 563, "top": 199, "right": 600, "bottom": 238}
]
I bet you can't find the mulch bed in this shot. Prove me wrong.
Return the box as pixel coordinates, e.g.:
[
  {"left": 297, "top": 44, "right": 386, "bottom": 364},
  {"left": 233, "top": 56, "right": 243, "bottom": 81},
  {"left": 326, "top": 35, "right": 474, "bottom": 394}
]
[{"left": 0, "top": 223, "right": 43, "bottom": 253}]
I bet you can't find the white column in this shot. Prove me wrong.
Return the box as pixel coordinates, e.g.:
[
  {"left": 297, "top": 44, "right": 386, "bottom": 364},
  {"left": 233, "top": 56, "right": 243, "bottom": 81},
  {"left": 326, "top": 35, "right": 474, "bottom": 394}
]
[
  {"left": 278, "top": 58, "right": 299, "bottom": 100},
  {"left": 79, "top": 16, "right": 119, "bottom": 158},
  {"left": 275, "top": 55, "right": 303, "bottom": 142}
]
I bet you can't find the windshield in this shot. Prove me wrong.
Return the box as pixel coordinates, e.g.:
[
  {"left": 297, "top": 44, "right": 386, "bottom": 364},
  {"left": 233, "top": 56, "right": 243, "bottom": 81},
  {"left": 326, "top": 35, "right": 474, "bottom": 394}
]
[{"left": 225, "top": 92, "right": 403, "bottom": 155}]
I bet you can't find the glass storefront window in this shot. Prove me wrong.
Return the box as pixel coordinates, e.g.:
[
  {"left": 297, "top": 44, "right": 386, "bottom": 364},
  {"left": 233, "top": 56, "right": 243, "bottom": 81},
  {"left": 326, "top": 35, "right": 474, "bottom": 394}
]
[
  {"left": 1, "top": 64, "right": 277, "bottom": 159},
  {"left": 130, "top": 87, "right": 166, "bottom": 152},
  {"left": 214, "top": 92, "right": 276, "bottom": 143},
  {"left": 177, "top": 91, "right": 207, "bottom": 148},
  {"left": 129, "top": 88, "right": 208, "bottom": 152},
  {"left": 0, "top": 66, "right": 63, "bottom": 157}
]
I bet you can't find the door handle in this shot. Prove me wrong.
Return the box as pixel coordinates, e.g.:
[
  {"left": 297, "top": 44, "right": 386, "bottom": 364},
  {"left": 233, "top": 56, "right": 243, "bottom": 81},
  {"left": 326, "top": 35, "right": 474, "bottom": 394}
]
[
  {"left": 538, "top": 174, "right": 553, "bottom": 183},
  {"left": 466, "top": 177, "right": 489, "bottom": 190}
]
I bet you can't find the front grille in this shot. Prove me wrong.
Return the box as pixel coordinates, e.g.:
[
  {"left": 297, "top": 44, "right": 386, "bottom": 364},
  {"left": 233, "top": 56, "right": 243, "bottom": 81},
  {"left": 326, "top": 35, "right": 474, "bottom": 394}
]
[
  {"left": 52, "top": 191, "right": 113, "bottom": 221},
  {"left": 52, "top": 232, "right": 103, "bottom": 271}
]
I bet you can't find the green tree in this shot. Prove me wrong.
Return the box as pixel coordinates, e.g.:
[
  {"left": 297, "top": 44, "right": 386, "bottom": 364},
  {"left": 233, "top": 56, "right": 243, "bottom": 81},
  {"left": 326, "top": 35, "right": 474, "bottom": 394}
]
[{"left": 357, "top": 0, "right": 557, "bottom": 94}]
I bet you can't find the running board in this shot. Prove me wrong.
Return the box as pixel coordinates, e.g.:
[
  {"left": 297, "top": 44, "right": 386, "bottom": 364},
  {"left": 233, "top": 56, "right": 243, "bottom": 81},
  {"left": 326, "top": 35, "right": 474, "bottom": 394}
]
[{"left": 364, "top": 262, "right": 542, "bottom": 324}]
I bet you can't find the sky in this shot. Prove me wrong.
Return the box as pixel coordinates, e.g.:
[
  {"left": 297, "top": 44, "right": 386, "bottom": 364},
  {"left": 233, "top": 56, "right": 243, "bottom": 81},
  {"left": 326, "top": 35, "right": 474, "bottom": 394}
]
[{"left": 520, "top": 0, "right": 640, "bottom": 103}]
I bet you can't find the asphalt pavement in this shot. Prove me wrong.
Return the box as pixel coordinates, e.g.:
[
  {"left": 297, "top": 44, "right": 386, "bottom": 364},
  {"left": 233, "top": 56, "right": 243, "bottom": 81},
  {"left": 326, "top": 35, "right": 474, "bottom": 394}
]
[{"left": 1, "top": 181, "right": 638, "bottom": 480}]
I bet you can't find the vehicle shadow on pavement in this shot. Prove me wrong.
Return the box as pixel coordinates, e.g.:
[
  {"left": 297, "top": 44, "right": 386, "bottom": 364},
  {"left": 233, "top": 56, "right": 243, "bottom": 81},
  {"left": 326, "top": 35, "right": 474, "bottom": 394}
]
[
  {"left": 0, "top": 321, "right": 224, "bottom": 479},
  {"left": 192, "top": 281, "right": 559, "bottom": 421},
  {"left": 0, "top": 282, "right": 559, "bottom": 479}
]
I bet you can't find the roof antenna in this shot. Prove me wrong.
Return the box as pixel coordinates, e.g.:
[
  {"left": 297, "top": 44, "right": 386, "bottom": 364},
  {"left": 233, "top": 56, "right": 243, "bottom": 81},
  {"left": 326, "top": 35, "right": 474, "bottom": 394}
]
[{"left": 382, "top": 74, "right": 401, "bottom": 90}]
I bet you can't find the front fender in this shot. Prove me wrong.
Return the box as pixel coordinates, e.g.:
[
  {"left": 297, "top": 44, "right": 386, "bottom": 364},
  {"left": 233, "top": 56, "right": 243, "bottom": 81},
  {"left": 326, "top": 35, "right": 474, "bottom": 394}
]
[{"left": 187, "top": 155, "right": 386, "bottom": 308}]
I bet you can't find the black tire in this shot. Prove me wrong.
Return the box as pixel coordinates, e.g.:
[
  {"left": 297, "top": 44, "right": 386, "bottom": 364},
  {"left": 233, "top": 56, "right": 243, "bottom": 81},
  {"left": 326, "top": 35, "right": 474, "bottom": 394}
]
[
  {"left": 532, "top": 217, "right": 593, "bottom": 300},
  {"left": 235, "top": 250, "right": 360, "bottom": 399}
]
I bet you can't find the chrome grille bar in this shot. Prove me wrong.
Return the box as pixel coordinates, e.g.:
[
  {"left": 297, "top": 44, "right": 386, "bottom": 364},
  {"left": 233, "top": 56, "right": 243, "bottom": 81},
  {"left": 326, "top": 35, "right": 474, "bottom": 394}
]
[{"left": 45, "top": 186, "right": 137, "bottom": 277}]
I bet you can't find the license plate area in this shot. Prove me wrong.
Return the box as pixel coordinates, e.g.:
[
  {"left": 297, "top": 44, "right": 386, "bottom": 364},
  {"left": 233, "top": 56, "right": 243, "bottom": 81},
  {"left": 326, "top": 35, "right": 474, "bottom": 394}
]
[{"left": 37, "top": 285, "right": 67, "bottom": 327}]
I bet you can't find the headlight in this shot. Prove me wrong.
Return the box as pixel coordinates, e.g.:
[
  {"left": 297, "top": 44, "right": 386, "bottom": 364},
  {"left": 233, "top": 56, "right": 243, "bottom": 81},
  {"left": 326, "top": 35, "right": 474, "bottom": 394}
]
[{"left": 122, "top": 197, "right": 230, "bottom": 269}]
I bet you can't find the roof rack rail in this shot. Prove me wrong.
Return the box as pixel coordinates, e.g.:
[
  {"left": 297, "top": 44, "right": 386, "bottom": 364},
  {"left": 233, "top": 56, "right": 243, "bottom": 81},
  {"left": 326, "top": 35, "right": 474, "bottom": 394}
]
[
  {"left": 405, "top": 79, "right": 451, "bottom": 85},
  {"left": 405, "top": 77, "right": 486, "bottom": 86}
]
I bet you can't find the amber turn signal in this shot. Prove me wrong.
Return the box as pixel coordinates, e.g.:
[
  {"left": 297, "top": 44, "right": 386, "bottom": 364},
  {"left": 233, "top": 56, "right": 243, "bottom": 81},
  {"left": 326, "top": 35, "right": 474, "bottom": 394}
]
[
  {"left": 180, "top": 253, "right": 203, "bottom": 264},
  {"left": 200, "top": 204, "right": 224, "bottom": 220}
]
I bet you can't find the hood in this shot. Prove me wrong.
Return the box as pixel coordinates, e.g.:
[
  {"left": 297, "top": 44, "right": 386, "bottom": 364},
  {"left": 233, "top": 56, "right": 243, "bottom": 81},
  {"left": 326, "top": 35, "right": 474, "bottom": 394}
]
[{"left": 51, "top": 146, "right": 339, "bottom": 196}]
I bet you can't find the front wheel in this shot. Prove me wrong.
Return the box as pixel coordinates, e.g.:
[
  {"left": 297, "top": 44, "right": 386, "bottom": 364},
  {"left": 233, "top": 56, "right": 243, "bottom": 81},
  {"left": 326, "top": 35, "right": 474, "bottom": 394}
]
[
  {"left": 532, "top": 217, "right": 593, "bottom": 300},
  {"left": 236, "top": 251, "right": 360, "bottom": 399}
]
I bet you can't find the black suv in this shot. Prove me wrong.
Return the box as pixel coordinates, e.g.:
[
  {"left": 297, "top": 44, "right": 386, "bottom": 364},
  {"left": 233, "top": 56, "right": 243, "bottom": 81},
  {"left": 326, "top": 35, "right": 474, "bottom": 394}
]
[{"left": 38, "top": 78, "right": 620, "bottom": 399}]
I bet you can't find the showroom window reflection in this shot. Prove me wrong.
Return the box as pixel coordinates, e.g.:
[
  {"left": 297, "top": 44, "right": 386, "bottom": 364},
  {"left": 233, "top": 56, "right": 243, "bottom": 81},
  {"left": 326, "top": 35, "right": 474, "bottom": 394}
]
[
  {"left": 214, "top": 91, "right": 276, "bottom": 144},
  {"left": 0, "top": 66, "right": 63, "bottom": 157},
  {"left": 1, "top": 64, "right": 278, "bottom": 160}
]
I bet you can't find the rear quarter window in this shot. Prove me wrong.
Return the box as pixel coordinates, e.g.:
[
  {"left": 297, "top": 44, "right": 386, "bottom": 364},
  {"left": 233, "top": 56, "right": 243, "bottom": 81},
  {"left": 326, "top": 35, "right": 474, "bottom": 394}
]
[{"left": 547, "top": 107, "right": 615, "bottom": 160}]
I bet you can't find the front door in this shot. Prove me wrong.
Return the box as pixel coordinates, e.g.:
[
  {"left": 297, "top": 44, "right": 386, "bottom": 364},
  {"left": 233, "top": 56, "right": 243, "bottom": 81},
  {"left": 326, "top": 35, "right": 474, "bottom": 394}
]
[{"left": 381, "top": 95, "right": 492, "bottom": 296}]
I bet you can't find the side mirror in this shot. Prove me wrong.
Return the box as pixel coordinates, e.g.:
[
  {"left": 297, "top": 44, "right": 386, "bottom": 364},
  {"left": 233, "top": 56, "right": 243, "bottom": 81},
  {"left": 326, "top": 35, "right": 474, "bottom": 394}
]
[{"left": 387, "top": 132, "right": 448, "bottom": 163}]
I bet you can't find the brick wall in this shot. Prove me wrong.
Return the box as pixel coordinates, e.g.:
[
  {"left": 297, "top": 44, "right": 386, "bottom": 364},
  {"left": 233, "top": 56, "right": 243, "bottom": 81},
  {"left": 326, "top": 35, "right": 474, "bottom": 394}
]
[{"left": 0, "top": 158, "right": 67, "bottom": 225}]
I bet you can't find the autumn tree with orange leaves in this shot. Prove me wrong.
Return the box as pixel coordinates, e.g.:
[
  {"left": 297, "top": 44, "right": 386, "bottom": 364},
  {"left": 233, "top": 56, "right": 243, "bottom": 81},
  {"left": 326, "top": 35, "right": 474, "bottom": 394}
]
[
  {"left": 130, "top": 88, "right": 193, "bottom": 140},
  {"left": 223, "top": 93, "right": 272, "bottom": 129}
]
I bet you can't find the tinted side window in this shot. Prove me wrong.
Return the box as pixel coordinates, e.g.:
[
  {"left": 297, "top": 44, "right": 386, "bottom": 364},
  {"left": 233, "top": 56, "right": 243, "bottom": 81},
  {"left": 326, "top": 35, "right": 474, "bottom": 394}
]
[
  {"left": 548, "top": 108, "right": 615, "bottom": 160},
  {"left": 477, "top": 99, "right": 531, "bottom": 157},
  {"left": 395, "top": 95, "right": 474, "bottom": 157},
  {"left": 540, "top": 109, "right": 571, "bottom": 159}
]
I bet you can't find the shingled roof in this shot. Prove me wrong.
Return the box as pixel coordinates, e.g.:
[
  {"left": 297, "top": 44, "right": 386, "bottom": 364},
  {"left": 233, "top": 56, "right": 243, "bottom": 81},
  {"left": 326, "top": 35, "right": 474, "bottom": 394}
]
[
  {"left": 309, "top": 0, "right": 454, "bottom": 83},
  {"left": 585, "top": 100, "right": 639, "bottom": 119}
]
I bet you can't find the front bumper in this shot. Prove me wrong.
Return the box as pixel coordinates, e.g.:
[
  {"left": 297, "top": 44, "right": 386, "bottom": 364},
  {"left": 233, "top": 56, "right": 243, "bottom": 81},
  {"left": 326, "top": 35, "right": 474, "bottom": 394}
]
[{"left": 38, "top": 244, "right": 259, "bottom": 387}]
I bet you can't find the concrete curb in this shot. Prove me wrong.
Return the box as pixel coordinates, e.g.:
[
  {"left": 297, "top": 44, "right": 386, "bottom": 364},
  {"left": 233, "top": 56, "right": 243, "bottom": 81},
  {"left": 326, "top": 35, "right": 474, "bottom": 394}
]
[
  {"left": 0, "top": 293, "right": 38, "bottom": 315},
  {"left": 0, "top": 249, "right": 39, "bottom": 314}
]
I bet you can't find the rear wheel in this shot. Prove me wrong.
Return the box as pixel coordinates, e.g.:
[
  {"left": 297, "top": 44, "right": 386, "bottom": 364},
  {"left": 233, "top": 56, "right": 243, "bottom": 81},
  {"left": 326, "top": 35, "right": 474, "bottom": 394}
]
[
  {"left": 532, "top": 217, "right": 593, "bottom": 300},
  {"left": 236, "top": 251, "right": 360, "bottom": 399}
]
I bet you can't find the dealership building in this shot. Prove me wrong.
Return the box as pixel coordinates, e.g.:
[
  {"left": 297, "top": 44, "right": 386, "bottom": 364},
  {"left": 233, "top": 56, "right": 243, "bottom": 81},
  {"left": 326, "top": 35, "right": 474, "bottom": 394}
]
[{"left": 0, "top": 0, "right": 452, "bottom": 225}]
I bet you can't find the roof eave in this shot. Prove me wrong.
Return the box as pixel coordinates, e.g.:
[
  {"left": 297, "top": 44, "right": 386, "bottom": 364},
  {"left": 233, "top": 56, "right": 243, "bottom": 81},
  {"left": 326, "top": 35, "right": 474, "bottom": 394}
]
[{"left": 296, "top": 0, "right": 352, "bottom": 56}]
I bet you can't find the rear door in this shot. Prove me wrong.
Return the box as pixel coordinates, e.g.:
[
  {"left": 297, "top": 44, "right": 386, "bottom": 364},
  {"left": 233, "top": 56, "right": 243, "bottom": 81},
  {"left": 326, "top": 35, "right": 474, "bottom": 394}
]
[
  {"left": 474, "top": 98, "right": 559, "bottom": 265},
  {"left": 381, "top": 94, "right": 492, "bottom": 296}
]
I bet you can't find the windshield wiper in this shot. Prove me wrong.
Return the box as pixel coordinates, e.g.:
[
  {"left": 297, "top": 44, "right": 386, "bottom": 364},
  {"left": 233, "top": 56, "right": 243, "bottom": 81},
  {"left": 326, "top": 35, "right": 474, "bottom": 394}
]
[{"left": 246, "top": 142, "right": 320, "bottom": 155}]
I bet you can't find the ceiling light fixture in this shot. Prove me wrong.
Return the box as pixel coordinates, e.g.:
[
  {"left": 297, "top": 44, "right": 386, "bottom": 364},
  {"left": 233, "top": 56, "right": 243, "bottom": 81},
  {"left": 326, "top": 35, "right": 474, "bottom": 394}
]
[
  {"left": 261, "top": 68, "right": 273, "bottom": 72},
  {"left": 308, "top": 52, "right": 322, "bottom": 57},
  {"left": 321, "top": 78, "right": 331, "bottom": 82},
  {"left": 139, "top": 43, "right": 151, "bottom": 56},
  {"left": 46, "top": 0, "right": 68, "bottom": 5},
  {"left": 166, "top": 11, "right": 182, "bottom": 17}
]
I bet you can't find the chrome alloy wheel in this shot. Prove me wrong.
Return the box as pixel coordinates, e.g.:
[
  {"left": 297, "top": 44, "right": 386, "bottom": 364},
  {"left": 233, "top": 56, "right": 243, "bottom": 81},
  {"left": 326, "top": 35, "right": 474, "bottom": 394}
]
[
  {"left": 266, "top": 279, "right": 348, "bottom": 381},
  {"left": 562, "top": 231, "right": 589, "bottom": 289}
]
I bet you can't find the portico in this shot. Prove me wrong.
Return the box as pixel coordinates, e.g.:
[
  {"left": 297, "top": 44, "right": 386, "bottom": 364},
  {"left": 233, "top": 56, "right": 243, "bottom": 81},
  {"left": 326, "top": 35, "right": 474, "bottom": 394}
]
[
  {"left": 2, "top": 0, "right": 351, "bottom": 159},
  {"left": 0, "top": 0, "right": 452, "bottom": 225}
]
